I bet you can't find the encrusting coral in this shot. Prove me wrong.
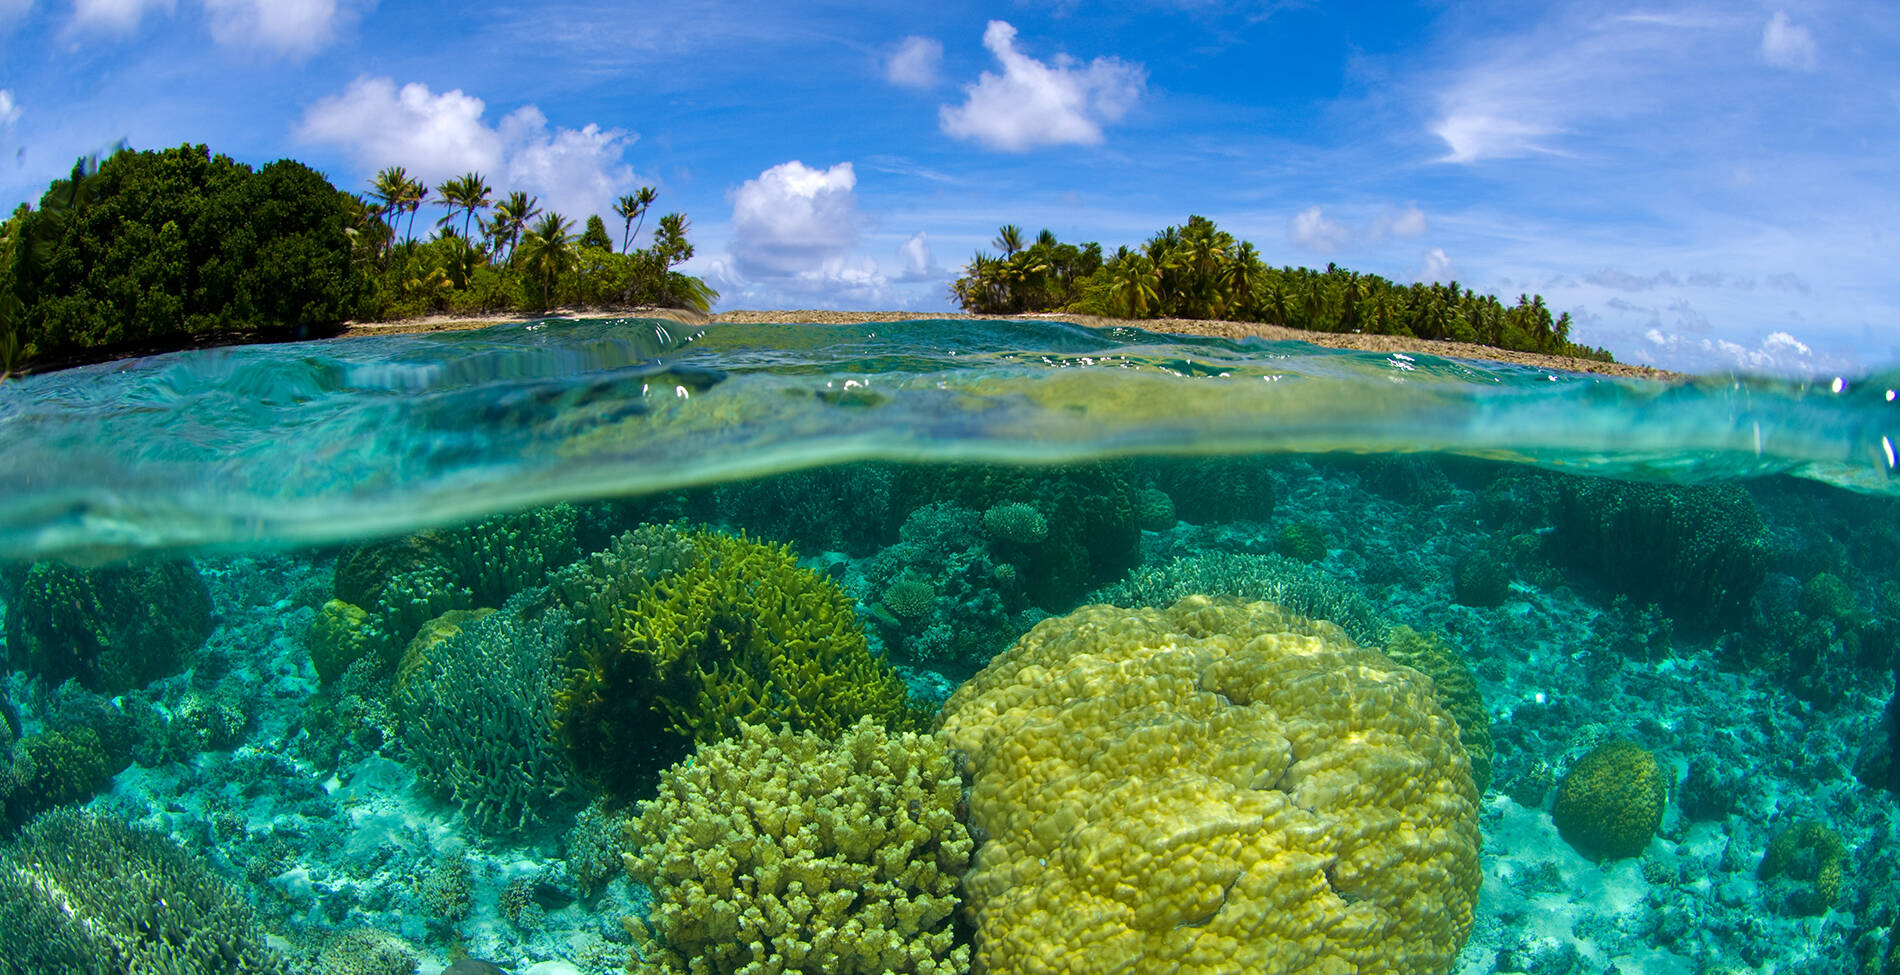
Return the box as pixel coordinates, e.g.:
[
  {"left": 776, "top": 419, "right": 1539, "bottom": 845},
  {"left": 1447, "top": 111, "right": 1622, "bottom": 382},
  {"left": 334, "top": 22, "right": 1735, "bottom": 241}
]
[
  {"left": 0, "top": 557, "right": 212, "bottom": 693},
  {"left": 623, "top": 718, "right": 972, "bottom": 975},
  {"left": 1758, "top": 821, "right": 1847, "bottom": 916},
  {"left": 1551, "top": 738, "right": 1669, "bottom": 860},
  {"left": 939, "top": 595, "right": 1482, "bottom": 975}
]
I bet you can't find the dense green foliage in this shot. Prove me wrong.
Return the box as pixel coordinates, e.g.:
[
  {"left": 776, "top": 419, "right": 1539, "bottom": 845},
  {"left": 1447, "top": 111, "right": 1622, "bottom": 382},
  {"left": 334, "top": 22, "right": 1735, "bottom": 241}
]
[
  {"left": 0, "top": 146, "right": 716, "bottom": 373},
  {"left": 951, "top": 215, "right": 1615, "bottom": 362},
  {"left": 0, "top": 144, "right": 362, "bottom": 368}
]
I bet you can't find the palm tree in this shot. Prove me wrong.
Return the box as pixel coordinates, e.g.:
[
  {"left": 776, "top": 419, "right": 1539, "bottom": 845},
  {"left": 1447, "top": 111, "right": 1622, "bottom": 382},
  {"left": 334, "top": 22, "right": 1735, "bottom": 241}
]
[
  {"left": 615, "top": 186, "right": 657, "bottom": 253},
  {"left": 1109, "top": 254, "right": 1159, "bottom": 318},
  {"left": 515, "top": 212, "right": 576, "bottom": 309},
  {"left": 651, "top": 212, "right": 693, "bottom": 268},
  {"left": 488, "top": 191, "right": 541, "bottom": 264},
  {"left": 368, "top": 166, "right": 411, "bottom": 255},
  {"left": 993, "top": 224, "right": 1023, "bottom": 257},
  {"left": 434, "top": 172, "right": 492, "bottom": 242},
  {"left": 398, "top": 175, "right": 429, "bottom": 244}
]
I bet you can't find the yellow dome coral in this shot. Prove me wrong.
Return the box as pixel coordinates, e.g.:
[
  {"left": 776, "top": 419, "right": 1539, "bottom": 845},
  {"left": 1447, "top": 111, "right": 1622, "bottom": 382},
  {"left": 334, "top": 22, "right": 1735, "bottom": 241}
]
[
  {"left": 1551, "top": 739, "right": 1667, "bottom": 860},
  {"left": 938, "top": 595, "right": 1481, "bottom": 975}
]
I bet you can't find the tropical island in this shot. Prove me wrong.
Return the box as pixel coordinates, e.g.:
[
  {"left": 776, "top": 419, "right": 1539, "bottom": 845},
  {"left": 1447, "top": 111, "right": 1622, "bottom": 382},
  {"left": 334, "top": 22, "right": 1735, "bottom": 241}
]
[{"left": 0, "top": 142, "right": 1621, "bottom": 378}]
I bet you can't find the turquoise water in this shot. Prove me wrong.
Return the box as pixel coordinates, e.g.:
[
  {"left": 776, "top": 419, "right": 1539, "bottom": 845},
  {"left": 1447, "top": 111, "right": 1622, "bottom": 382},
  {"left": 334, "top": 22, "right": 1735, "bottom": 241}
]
[{"left": 1, "top": 317, "right": 1897, "bottom": 974}]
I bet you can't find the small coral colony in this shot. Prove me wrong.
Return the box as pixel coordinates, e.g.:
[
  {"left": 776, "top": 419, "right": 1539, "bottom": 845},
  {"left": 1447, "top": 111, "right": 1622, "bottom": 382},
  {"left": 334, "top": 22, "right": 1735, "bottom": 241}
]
[{"left": 1, "top": 455, "right": 1895, "bottom": 974}]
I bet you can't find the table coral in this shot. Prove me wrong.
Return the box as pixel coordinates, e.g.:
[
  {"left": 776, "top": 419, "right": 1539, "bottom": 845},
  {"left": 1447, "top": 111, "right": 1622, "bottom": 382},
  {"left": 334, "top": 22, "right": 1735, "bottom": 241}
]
[
  {"left": 939, "top": 595, "right": 1481, "bottom": 975},
  {"left": 624, "top": 718, "right": 972, "bottom": 975}
]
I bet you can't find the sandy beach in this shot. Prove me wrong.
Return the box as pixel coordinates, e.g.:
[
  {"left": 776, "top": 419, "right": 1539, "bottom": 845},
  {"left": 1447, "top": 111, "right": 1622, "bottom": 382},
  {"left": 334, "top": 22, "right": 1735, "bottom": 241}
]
[{"left": 340, "top": 308, "right": 1686, "bottom": 381}]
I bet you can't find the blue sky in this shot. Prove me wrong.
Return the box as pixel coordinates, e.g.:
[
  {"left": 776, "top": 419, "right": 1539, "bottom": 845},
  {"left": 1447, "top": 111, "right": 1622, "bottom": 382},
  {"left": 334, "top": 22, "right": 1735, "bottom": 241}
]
[{"left": 0, "top": 1, "right": 1894, "bottom": 374}]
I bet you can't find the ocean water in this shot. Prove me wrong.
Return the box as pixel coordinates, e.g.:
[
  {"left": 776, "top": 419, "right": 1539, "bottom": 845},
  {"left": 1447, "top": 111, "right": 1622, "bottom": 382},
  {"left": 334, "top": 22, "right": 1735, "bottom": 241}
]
[{"left": 0, "top": 317, "right": 1896, "bottom": 974}]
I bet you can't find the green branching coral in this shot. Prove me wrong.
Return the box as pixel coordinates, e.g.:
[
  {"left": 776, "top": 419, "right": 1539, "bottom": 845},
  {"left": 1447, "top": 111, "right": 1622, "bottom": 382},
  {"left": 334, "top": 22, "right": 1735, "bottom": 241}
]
[
  {"left": 1758, "top": 821, "right": 1846, "bottom": 916},
  {"left": 557, "top": 528, "right": 927, "bottom": 801},
  {"left": 1552, "top": 739, "right": 1669, "bottom": 860},
  {"left": 0, "top": 558, "right": 211, "bottom": 693},
  {"left": 0, "top": 808, "right": 287, "bottom": 974},
  {"left": 624, "top": 719, "right": 972, "bottom": 975},
  {"left": 394, "top": 592, "right": 583, "bottom": 835}
]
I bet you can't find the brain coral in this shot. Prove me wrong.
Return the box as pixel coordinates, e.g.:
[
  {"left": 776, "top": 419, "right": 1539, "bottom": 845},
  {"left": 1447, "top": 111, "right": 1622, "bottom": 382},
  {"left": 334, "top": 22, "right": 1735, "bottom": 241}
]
[
  {"left": 1551, "top": 739, "right": 1668, "bottom": 860},
  {"left": 938, "top": 595, "right": 1481, "bottom": 975},
  {"left": 624, "top": 718, "right": 972, "bottom": 975}
]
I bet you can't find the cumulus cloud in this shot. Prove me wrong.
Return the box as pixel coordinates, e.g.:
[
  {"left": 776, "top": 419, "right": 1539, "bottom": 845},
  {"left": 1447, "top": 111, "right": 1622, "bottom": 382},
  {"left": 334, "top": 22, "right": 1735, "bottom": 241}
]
[
  {"left": 939, "top": 20, "right": 1145, "bottom": 151},
  {"left": 728, "top": 160, "right": 862, "bottom": 279},
  {"left": 1642, "top": 323, "right": 1819, "bottom": 374},
  {"left": 885, "top": 35, "right": 943, "bottom": 89},
  {"left": 70, "top": 0, "right": 172, "bottom": 32},
  {"left": 298, "top": 77, "right": 640, "bottom": 224},
  {"left": 1418, "top": 247, "right": 1454, "bottom": 283},
  {"left": 1761, "top": 11, "right": 1817, "bottom": 70},
  {"left": 0, "top": 89, "right": 19, "bottom": 127},
  {"left": 203, "top": 0, "right": 371, "bottom": 57},
  {"left": 898, "top": 232, "right": 935, "bottom": 279},
  {"left": 1287, "top": 205, "right": 1348, "bottom": 253}
]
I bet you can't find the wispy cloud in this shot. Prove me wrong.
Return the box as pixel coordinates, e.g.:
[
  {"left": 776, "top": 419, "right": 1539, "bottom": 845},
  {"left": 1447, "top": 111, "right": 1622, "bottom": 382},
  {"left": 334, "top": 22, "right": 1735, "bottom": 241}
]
[
  {"left": 1761, "top": 10, "right": 1817, "bottom": 71},
  {"left": 69, "top": 0, "right": 173, "bottom": 33},
  {"left": 203, "top": 0, "right": 374, "bottom": 58},
  {"left": 939, "top": 20, "right": 1146, "bottom": 152},
  {"left": 0, "top": 89, "right": 19, "bottom": 127},
  {"left": 885, "top": 35, "right": 942, "bottom": 89}
]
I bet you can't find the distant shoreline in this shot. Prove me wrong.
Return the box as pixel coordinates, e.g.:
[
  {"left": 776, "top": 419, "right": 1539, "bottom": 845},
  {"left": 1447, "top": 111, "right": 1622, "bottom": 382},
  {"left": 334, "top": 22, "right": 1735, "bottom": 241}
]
[{"left": 339, "top": 308, "right": 1686, "bottom": 381}]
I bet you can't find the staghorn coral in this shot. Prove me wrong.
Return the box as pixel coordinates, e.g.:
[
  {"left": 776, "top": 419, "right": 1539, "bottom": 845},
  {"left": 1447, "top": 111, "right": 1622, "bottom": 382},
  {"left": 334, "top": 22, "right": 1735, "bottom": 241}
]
[
  {"left": 1551, "top": 739, "right": 1669, "bottom": 860},
  {"left": 624, "top": 718, "right": 971, "bottom": 975},
  {"left": 0, "top": 808, "right": 287, "bottom": 974},
  {"left": 982, "top": 502, "right": 1048, "bottom": 544},
  {"left": 394, "top": 591, "right": 583, "bottom": 835},
  {"left": 557, "top": 528, "right": 926, "bottom": 802},
  {"left": 939, "top": 596, "right": 1481, "bottom": 975},
  {"left": 0, "top": 557, "right": 211, "bottom": 693},
  {"left": 1759, "top": 821, "right": 1847, "bottom": 916}
]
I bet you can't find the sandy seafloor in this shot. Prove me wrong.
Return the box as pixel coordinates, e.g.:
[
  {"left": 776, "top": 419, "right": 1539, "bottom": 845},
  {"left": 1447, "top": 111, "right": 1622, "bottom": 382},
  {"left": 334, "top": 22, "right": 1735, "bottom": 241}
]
[{"left": 3, "top": 472, "right": 1896, "bottom": 964}]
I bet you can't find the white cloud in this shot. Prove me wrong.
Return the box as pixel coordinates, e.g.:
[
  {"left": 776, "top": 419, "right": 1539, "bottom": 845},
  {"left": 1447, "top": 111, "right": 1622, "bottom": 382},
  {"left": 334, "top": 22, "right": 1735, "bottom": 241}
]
[
  {"left": 728, "top": 160, "right": 863, "bottom": 279},
  {"left": 1419, "top": 247, "right": 1454, "bottom": 283},
  {"left": 298, "top": 77, "right": 640, "bottom": 224},
  {"left": 203, "top": 0, "right": 371, "bottom": 57},
  {"left": 70, "top": 0, "right": 172, "bottom": 32},
  {"left": 1635, "top": 325, "right": 1819, "bottom": 374},
  {"left": 1431, "top": 113, "right": 1563, "bottom": 164},
  {"left": 1383, "top": 203, "right": 1427, "bottom": 238},
  {"left": 0, "top": 90, "right": 19, "bottom": 127},
  {"left": 886, "top": 35, "right": 943, "bottom": 89},
  {"left": 1762, "top": 330, "right": 1810, "bottom": 356},
  {"left": 1761, "top": 11, "right": 1817, "bottom": 70},
  {"left": 939, "top": 20, "right": 1145, "bottom": 152},
  {"left": 1286, "top": 205, "right": 1348, "bottom": 253},
  {"left": 899, "top": 232, "right": 933, "bottom": 277}
]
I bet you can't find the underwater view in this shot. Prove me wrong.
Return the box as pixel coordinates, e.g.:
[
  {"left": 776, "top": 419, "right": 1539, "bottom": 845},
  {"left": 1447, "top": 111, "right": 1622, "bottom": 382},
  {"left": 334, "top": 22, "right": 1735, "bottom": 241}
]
[{"left": 2, "top": 316, "right": 1898, "bottom": 975}]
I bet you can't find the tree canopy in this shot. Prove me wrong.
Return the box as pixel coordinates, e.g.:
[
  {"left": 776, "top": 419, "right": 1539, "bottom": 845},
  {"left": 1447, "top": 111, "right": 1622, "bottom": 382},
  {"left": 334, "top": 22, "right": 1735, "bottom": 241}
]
[
  {"left": 951, "top": 215, "right": 1615, "bottom": 362},
  {"left": 0, "top": 144, "right": 719, "bottom": 374}
]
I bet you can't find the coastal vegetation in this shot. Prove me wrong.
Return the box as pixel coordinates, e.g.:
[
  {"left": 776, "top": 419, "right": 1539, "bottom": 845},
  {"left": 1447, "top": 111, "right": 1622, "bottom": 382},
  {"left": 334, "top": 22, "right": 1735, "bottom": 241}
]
[
  {"left": 951, "top": 215, "right": 1616, "bottom": 362},
  {"left": 0, "top": 144, "right": 715, "bottom": 374}
]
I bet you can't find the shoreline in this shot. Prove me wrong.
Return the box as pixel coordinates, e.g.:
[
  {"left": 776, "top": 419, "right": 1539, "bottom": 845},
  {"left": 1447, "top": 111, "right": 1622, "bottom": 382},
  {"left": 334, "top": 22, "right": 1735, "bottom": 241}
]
[{"left": 338, "top": 308, "right": 1685, "bottom": 381}]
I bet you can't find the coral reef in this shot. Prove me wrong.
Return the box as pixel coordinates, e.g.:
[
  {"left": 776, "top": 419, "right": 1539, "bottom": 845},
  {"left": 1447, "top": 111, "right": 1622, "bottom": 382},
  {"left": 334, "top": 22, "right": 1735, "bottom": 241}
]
[
  {"left": 1758, "top": 821, "right": 1847, "bottom": 916},
  {"left": 1453, "top": 544, "right": 1513, "bottom": 607},
  {"left": 1550, "top": 739, "right": 1669, "bottom": 860},
  {"left": 939, "top": 596, "right": 1481, "bottom": 975},
  {"left": 624, "top": 718, "right": 971, "bottom": 975},
  {"left": 1274, "top": 520, "right": 1327, "bottom": 562},
  {"left": 0, "top": 557, "right": 212, "bottom": 693},
  {"left": 395, "top": 591, "right": 583, "bottom": 834},
  {"left": 0, "top": 808, "right": 286, "bottom": 974},
  {"left": 557, "top": 528, "right": 926, "bottom": 801},
  {"left": 1545, "top": 476, "right": 1771, "bottom": 631},
  {"left": 1381, "top": 626, "right": 1495, "bottom": 794},
  {"left": 1088, "top": 550, "right": 1389, "bottom": 648},
  {"left": 1132, "top": 487, "right": 1176, "bottom": 531},
  {"left": 1136, "top": 456, "right": 1276, "bottom": 524},
  {"left": 889, "top": 462, "right": 1141, "bottom": 611},
  {"left": 859, "top": 503, "right": 1036, "bottom": 674}
]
